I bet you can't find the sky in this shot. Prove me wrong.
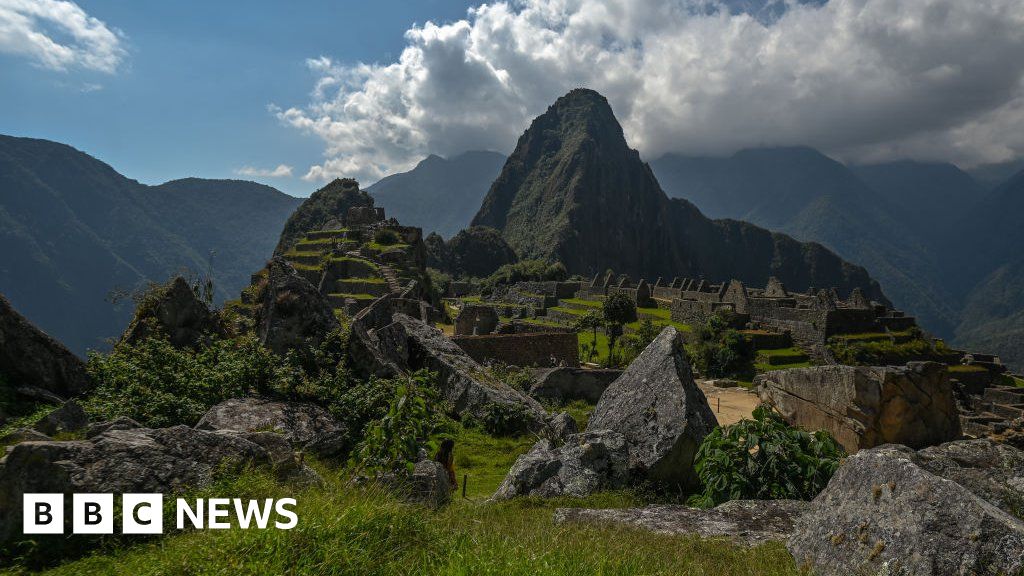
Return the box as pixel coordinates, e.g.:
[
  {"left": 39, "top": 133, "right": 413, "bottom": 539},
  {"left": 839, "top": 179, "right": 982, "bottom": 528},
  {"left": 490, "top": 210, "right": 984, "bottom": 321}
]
[{"left": 2, "top": 0, "right": 1024, "bottom": 196}]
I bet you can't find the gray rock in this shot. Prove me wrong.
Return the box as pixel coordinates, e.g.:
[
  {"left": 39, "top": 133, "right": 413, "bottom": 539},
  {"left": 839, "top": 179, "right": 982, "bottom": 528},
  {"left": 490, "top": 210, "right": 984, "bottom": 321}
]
[
  {"left": 0, "top": 427, "right": 51, "bottom": 446},
  {"left": 85, "top": 416, "right": 141, "bottom": 439},
  {"left": 256, "top": 258, "right": 340, "bottom": 356},
  {"left": 361, "top": 313, "right": 548, "bottom": 431},
  {"left": 195, "top": 397, "right": 347, "bottom": 457},
  {"left": 0, "top": 294, "right": 91, "bottom": 399},
  {"left": 120, "top": 276, "right": 225, "bottom": 349},
  {"left": 491, "top": 430, "right": 630, "bottom": 500},
  {"left": 757, "top": 361, "right": 961, "bottom": 453},
  {"left": 409, "top": 459, "right": 452, "bottom": 508},
  {"left": 546, "top": 412, "right": 579, "bottom": 444},
  {"left": 788, "top": 442, "right": 1024, "bottom": 576},
  {"left": 586, "top": 326, "right": 717, "bottom": 490},
  {"left": 32, "top": 400, "right": 88, "bottom": 436},
  {"left": 554, "top": 499, "right": 811, "bottom": 547},
  {"left": 0, "top": 424, "right": 315, "bottom": 542},
  {"left": 529, "top": 367, "right": 622, "bottom": 404}
]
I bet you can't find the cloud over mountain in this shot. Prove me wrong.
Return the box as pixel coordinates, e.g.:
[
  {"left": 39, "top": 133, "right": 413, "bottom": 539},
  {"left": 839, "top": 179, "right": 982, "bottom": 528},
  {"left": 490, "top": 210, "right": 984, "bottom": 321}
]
[
  {"left": 278, "top": 0, "right": 1024, "bottom": 183},
  {"left": 0, "top": 0, "right": 126, "bottom": 73}
]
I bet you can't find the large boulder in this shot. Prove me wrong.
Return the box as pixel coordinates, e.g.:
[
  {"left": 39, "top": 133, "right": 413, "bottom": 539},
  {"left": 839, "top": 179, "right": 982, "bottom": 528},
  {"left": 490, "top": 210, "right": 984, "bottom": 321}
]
[
  {"left": 256, "top": 257, "right": 340, "bottom": 356},
  {"left": 491, "top": 430, "right": 630, "bottom": 500},
  {"left": 358, "top": 312, "right": 548, "bottom": 431},
  {"left": 0, "top": 425, "right": 316, "bottom": 542},
  {"left": 586, "top": 326, "right": 717, "bottom": 490},
  {"left": 32, "top": 400, "right": 89, "bottom": 436},
  {"left": 554, "top": 499, "right": 811, "bottom": 547},
  {"left": 120, "top": 277, "right": 225, "bottom": 349},
  {"left": 196, "top": 397, "right": 348, "bottom": 457},
  {"left": 756, "top": 361, "right": 961, "bottom": 453},
  {"left": 529, "top": 367, "right": 622, "bottom": 404},
  {"left": 788, "top": 440, "right": 1024, "bottom": 576},
  {"left": 0, "top": 294, "right": 91, "bottom": 399}
]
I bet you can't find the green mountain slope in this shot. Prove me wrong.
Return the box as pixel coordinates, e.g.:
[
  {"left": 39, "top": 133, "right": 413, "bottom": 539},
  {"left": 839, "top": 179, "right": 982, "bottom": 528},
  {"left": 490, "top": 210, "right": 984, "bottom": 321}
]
[
  {"left": 0, "top": 135, "right": 301, "bottom": 354},
  {"left": 471, "top": 89, "right": 886, "bottom": 301}
]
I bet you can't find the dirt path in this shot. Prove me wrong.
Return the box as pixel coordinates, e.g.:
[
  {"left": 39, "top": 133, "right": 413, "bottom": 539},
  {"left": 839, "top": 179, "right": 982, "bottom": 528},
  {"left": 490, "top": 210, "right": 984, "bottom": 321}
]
[{"left": 698, "top": 381, "right": 760, "bottom": 426}]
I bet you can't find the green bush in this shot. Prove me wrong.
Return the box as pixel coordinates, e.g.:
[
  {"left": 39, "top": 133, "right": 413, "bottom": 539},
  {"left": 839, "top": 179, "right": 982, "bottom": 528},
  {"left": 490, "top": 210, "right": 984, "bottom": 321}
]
[
  {"left": 828, "top": 333, "right": 952, "bottom": 365},
  {"left": 480, "top": 402, "right": 531, "bottom": 437},
  {"left": 686, "top": 312, "right": 753, "bottom": 378},
  {"left": 84, "top": 334, "right": 299, "bottom": 427},
  {"left": 373, "top": 228, "right": 402, "bottom": 246},
  {"left": 356, "top": 370, "right": 449, "bottom": 474},
  {"left": 690, "top": 405, "right": 845, "bottom": 507},
  {"left": 480, "top": 259, "right": 567, "bottom": 293},
  {"left": 487, "top": 362, "right": 534, "bottom": 393}
]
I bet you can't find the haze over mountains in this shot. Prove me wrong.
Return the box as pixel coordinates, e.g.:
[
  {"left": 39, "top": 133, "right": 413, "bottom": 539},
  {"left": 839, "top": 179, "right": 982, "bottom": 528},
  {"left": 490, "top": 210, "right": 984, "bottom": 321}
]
[{"left": 0, "top": 135, "right": 301, "bottom": 354}]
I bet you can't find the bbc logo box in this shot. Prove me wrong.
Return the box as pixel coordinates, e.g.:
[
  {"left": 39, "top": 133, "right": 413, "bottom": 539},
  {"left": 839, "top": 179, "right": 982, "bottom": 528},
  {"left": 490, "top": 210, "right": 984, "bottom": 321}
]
[{"left": 23, "top": 493, "right": 163, "bottom": 535}]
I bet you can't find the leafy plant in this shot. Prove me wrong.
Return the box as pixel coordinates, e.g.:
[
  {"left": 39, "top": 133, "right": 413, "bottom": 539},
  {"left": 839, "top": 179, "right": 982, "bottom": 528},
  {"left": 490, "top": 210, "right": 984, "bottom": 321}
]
[
  {"left": 573, "top": 310, "right": 604, "bottom": 363},
  {"left": 356, "top": 370, "right": 447, "bottom": 474},
  {"left": 487, "top": 363, "right": 534, "bottom": 393},
  {"left": 690, "top": 405, "right": 844, "bottom": 507},
  {"left": 480, "top": 401, "right": 531, "bottom": 436},
  {"left": 373, "top": 228, "right": 402, "bottom": 246},
  {"left": 686, "top": 311, "right": 753, "bottom": 378},
  {"left": 601, "top": 292, "right": 637, "bottom": 367}
]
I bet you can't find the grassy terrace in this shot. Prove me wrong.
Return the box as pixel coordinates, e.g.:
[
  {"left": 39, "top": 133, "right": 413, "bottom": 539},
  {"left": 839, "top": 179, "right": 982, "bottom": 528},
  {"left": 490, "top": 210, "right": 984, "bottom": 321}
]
[
  {"left": 30, "top": 420, "right": 798, "bottom": 576},
  {"left": 329, "top": 292, "right": 377, "bottom": 300}
]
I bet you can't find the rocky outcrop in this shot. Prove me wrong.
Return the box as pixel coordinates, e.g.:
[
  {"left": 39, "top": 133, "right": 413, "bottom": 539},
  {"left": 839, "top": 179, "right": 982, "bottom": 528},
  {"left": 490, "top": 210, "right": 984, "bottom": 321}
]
[
  {"left": 0, "top": 424, "right": 317, "bottom": 542},
  {"left": 529, "top": 367, "right": 622, "bottom": 404},
  {"left": 355, "top": 312, "right": 547, "bottom": 431},
  {"left": 756, "top": 361, "right": 961, "bottom": 453},
  {"left": 586, "top": 326, "right": 717, "bottom": 490},
  {"left": 546, "top": 412, "right": 578, "bottom": 443},
  {"left": 120, "top": 277, "right": 225, "bottom": 349},
  {"left": 0, "top": 294, "right": 91, "bottom": 399},
  {"left": 255, "top": 258, "right": 340, "bottom": 356},
  {"left": 84, "top": 416, "right": 141, "bottom": 438},
  {"left": 491, "top": 430, "right": 630, "bottom": 500},
  {"left": 0, "top": 427, "right": 50, "bottom": 446},
  {"left": 409, "top": 459, "right": 452, "bottom": 508},
  {"left": 788, "top": 440, "right": 1024, "bottom": 576},
  {"left": 555, "top": 499, "right": 812, "bottom": 547},
  {"left": 196, "top": 397, "right": 348, "bottom": 457},
  {"left": 32, "top": 400, "right": 88, "bottom": 436}
]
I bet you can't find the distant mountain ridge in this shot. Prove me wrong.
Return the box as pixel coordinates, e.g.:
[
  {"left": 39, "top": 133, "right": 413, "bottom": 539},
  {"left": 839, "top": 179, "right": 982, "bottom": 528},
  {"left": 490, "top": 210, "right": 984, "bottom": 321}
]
[
  {"left": 470, "top": 89, "right": 886, "bottom": 301},
  {"left": 0, "top": 134, "right": 301, "bottom": 354},
  {"left": 650, "top": 149, "right": 971, "bottom": 338},
  {"left": 368, "top": 151, "right": 506, "bottom": 238}
]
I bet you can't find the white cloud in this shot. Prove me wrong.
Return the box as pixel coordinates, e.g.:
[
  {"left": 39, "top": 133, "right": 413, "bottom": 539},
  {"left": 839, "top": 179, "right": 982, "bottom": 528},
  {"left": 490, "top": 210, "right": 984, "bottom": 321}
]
[
  {"left": 279, "top": 0, "right": 1024, "bottom": 183},
  {"left": 234, "top": 164, "right": 295, "bottom": 178},
  {"left": 0, "top": 0, "right": 126, "bottom": 73}
]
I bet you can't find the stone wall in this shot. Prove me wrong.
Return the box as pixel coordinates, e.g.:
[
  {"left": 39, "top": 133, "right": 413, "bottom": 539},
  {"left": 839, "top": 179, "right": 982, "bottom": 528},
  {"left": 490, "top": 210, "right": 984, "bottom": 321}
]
[
  {"left": 756, "top": 362, "right": 961, "bottom": 452},
  {"left": 452, "top": 332, "right": 580, "bottom": 368}
]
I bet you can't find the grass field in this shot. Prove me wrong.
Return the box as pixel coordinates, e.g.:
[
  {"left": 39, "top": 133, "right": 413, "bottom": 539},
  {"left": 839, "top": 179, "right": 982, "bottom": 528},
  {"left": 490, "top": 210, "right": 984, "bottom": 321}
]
[{"left": 12, "top": 420, "right": 800, "bottom": 576}]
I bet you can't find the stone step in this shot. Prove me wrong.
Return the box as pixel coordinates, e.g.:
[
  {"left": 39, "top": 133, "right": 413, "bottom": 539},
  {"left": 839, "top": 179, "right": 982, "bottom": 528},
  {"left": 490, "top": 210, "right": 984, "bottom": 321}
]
[
  {"left": 285, "top": 252, "right": 323, "bottom": 267},
  {"left": 305, "top": 229, "right": 349, "bottom": 240},
  {"left": 988, "top": 403, "right": 1024, "bottom": 421},
  {"left": 982, "top": 386, "right": 1024, "bottom": 405},
  {"left": 335, "top": 278, "right": 389, "bottom": 297}
]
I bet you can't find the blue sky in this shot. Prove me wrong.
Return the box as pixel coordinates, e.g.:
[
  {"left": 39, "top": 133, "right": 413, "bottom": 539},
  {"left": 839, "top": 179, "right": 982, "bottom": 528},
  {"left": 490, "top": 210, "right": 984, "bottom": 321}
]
[
  {"left": 0, "top": 0, "right": 477, "bottom": 196},
  {"left": 3, "top": 1, "right": 1023, "bottom": 196}
]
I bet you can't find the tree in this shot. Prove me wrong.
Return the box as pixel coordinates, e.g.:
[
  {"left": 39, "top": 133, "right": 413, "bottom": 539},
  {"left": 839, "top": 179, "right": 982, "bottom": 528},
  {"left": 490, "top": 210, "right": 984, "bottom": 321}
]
[
  {"left": 602, "top": 293, "right": 637, "bottom": 366},
  {"left": 573, "top": 310, "right": 604, "bottom": 363}
]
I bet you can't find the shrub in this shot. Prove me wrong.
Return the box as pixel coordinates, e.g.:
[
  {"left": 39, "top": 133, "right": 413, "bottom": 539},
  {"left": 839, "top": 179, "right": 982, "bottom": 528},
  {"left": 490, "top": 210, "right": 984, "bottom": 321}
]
[
  {"left": 487, "top": 362, "right": 534, "bottom": 393},
  {"left": 690, "top": 405, "right": 845, "bottom": 507},
  {"left": 356, "top": 370, "right": 448, "bottom": 474},
  {"left": 480, "top": 259, "right": 567, "bottom": 293},
  {"left": 480, "top": 401, "right": 531, "bottom": 436},
  {"left": 84, "top": 334, "right": 298, "bottom": 427},
  {"left": 373, "top": 228, "right": 401, "bottom": 246},
  {"left": 686, "top": 312, "right": 752, "bottom": 378}
]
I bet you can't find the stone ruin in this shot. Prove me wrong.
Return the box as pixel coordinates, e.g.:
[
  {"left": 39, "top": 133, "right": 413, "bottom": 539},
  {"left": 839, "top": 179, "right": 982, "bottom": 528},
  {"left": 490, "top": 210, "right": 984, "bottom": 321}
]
[
  {"left": 666, "top": 277, "right": 913, "bottom": 348},
  {"left": 578, "top": 272, "right": 653, "bottom": 307}
]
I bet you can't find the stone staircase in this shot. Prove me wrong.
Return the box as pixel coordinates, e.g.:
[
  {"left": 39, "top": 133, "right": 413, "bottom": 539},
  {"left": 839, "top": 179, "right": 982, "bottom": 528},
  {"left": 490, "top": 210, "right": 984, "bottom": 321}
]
[{"left": 380, "top": 265, "right": 402, "bottom": 293}]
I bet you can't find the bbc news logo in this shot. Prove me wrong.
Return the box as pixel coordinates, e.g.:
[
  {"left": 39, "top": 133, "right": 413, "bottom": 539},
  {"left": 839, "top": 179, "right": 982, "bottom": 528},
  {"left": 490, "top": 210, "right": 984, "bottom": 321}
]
[{"left": 23, "top": 494, "right": 298, "bottom": 535}]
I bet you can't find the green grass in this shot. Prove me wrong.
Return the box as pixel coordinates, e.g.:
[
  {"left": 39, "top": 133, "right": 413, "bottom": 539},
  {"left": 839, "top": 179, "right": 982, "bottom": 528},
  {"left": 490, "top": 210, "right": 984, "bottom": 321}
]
[
  {"left": 329, "top": 256, "right": 380, "bottom": 270},
  {"left": 578, "top": 331, "right": 611, "bottom": 366},
  {"left": 637, "top": 307, "right": 671, "bottom": 320},
  {"left": 0, "top": 402, "right": 55, "bottom": 450},
  {"left": 559, "top": 298, "right": 602, "bottom": 308},
  {"left": 948, "top": 364, "right": 989, "bottom": 373},
  {"left": 366, "top": 242, "right": 410, "bottom": 253},
  {"left": 337, "top": 277, "right": 386, "bottom": 284},
  {"left": 549, "top": 306, "right": 586, "bottom": 317},
  {"left": 329, "top": 292, "right": 377, "bottom": 301},
  {"left": 17, "top": 423, "right": 799, "bottom": 576}
]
